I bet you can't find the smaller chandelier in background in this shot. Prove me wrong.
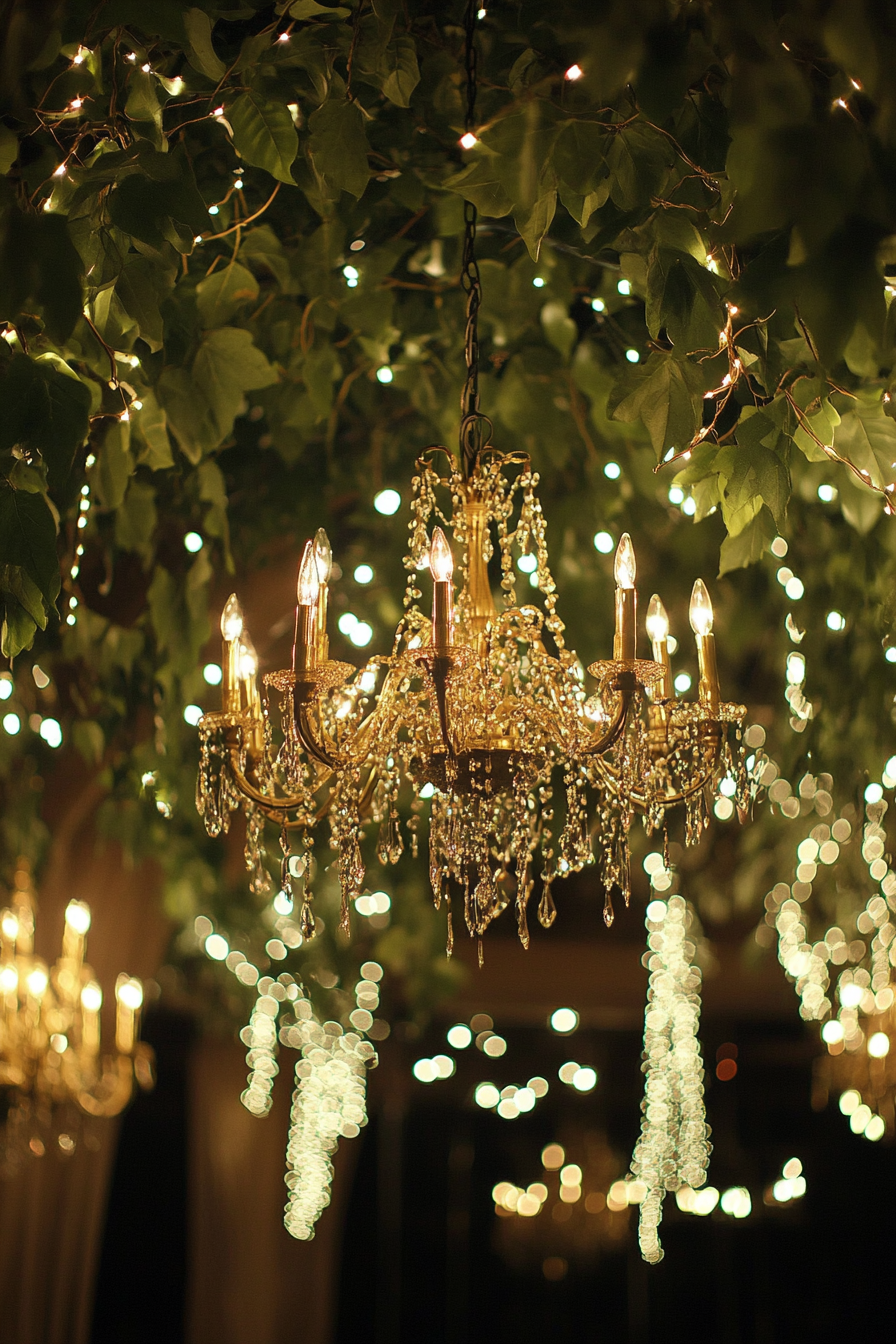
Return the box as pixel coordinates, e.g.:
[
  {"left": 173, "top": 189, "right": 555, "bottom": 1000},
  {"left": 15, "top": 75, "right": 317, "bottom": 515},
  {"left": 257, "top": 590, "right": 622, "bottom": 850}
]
[{"left": 0, "top": 859, "right": 153, "bottom": 1165}]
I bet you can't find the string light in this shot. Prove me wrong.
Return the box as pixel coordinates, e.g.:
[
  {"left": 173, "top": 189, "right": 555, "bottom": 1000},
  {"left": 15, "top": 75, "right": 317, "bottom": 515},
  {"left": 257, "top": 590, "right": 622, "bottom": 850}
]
[{"left": 628, "top": 894, "right": 710, "bottom": 1264}]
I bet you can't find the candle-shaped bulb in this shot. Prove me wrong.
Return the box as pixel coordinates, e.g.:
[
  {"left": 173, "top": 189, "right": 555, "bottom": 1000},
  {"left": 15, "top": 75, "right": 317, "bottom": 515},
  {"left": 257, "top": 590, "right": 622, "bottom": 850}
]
[
  {"left": 238, "top": 636, "right": 258, "bottom": 681},
  {"left": 313, "top": 528, "right": 333, "bottom": 584},
  {"left": 1, "top": 911, "right": 18, "bottom": 942},
  {"left": 81, "top": 982, "right": 102, "bottom": 1012},
  {"left": 430, "top": 527, "right": 454, "bottom": 582},
  {"left": 645, "top": 594, "right": 669, "bottom": 643},
  {"left": 297, "top": 540, "right": 320, "bottom": 606},
  {"left": 64, "top": 900, "right": 91, "bottom": 936},
  {"left": 116, "top": 977, "right": 144, "bottom": 1010},
  {"left": 689, "top": 578, "right": 713, "bottom": 636},
  {"left": 614, "top": 533, "right": 636, "bottom": 588},
  {"left": 27, "top": 966, "right": 48, "bottom": 998},
  {"left": 221, "top": 593, "right": 244, "bottom": 641},
  {"left": 0, "top": 964, "right": 18, "bottom": 993}
]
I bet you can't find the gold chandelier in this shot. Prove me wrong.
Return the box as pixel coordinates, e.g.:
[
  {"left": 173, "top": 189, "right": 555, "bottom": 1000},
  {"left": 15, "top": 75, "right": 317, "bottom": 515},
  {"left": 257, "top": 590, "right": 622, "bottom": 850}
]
[
  {"left": 196, "top": 11, "right": 748, "bottom": 953},
  {"left": 0, "top": 860, "right": 153, "bottom": 1159}
]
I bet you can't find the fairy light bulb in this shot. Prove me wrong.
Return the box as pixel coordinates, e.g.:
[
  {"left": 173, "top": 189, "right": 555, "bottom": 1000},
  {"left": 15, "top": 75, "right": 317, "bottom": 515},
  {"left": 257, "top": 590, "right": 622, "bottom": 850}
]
[
  {"left": 614, "top": 533, "right": 636, "bottom": 589},
  {"left": 221, "top": 593, "right": 244, "bottom": 641},
  {"left": 430, "top": 527, "right": 454, "bottom": 581},
  {"left": 81, "top": 982, "right": 103, "bottom": 1012},
  {"left": 313, "top": 529, "right": 333, "bottom": 584},
  {"left": 297, "top": 541, "right": 320, "bottom": 606},
  {"left": 645, "top": 595, "right": 670, "bottom": 643},
  {"left": 689, "top": 579, "right": 713, "bottom": 636}
]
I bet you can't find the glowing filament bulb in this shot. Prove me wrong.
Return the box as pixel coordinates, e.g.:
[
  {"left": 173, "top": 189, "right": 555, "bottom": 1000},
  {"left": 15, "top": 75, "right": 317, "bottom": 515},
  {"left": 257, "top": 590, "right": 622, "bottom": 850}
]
[
  {"left": 116, "top": 977, "right": 144, "bottom": 1010},
  {"left": 221, "top": 593, "right": 244, "bottom": 641},
  {"left": 689, "top": 579, "right": 713, "bottom": 635},
  {"left": 614, "top": 533, "right": 636, "bottom": 589},
  {"left": 645, "top": 594, "right": 669, "bottom": 643},
  {"left": 27, "top": 967, "right": 48, "bottom": 998},
  {"left": 239, "top": 637, "right": 258, "bottom": 681},
  {"left": 64, "top": 900, "right": 91, "bottom": 935},
  {"left": 430, "top": 527, "right": 454, "bottom": 581},
  {"left": 313, "top": 528, "right": 333, "bottom": 584},
  {"left": 1, "top": 911, "right": 18, "bottom": 941},
  {"left": 297, "top": 540, "right": 320, "bottom": 606},
  {"left": 81, "top": 982, "right": 102, "bottom": 1012}
]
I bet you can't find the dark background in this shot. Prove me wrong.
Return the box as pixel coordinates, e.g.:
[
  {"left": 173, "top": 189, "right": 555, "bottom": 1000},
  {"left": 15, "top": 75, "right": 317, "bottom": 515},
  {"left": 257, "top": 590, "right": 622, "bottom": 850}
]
[{"left": 90, "top": 999, "right": 896, "bottom": 1344}]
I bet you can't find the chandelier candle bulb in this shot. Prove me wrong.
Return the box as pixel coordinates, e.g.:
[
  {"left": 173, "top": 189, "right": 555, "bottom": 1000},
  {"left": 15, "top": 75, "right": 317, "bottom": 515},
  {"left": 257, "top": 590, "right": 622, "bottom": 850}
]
[
  {"left": 689, "top": 580, "right": 719, "bottom": 716},
  {"left": 294, "top": 541, "right": 321, "bottom": 673},
  {"left": 313, "top": 528, "right": 333, "bottom": 659},
  {"left": 114, "top": 975, "right": 143, "bottom": 1054},
  {"left": 430, "top": 527, "right": 455, "bottom": 650},
  {"left": 220, "top": 594, "right": 245, "bottom": 714},
  {"left": 613, "top": 534, "right": 637, "bottom": 660},
  {"left": 80, "top": 982, "right": 102, "bottom": 1053},
  {"left": 238, "top": 636, "right": 264, "bottom": 752},
  {"left": 645, "top": 594, "right": 672, "bottom": 701},
  {"left": 62, "top": 900, "right": 91, "bottom": 972}
]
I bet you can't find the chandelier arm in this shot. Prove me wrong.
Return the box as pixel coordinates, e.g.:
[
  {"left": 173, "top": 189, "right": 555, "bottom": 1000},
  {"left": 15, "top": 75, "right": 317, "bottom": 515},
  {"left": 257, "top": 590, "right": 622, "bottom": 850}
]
[
  {"left": 591, "top": 730, "right": 724, "bottom": 811},
  {"left": 295, "top": 703, "right": 342, "bottom": 769},
  {"left": 226, "top": 747, "right": 327, "bottom": 816},
  {"left": 579, "top": 689, "right": 633, "bottom": 757}
]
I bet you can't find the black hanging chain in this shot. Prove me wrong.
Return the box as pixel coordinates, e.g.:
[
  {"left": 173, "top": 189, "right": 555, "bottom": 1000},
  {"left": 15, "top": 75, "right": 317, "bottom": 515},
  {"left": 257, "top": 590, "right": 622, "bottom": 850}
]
[{"left": 459, "top": 0, "right": 484, "bottom": 480}]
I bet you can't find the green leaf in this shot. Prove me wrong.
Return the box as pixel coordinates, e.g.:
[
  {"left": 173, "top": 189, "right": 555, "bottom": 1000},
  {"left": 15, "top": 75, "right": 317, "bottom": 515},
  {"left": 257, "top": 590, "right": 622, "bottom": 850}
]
[
  {"left": 289, "top": 0, "right": 350, "bottom": 16},
  {"left": 240, "top": 225, "right": 292, "bottom": 290},
  {"left": 107, "top": 148, "right": 208, "bottom": 251},
  {"left": 124, "top": 69, "right": 163, "bottom": 147},
  {"left": 132, "top": 390, "right": 174, "bottom": 470},
  {"left": 0, "top": 127, "right": 18, "bottom": 174},
  {"left": 114, "top": 480, "right": 157, "bottom": 561},
  {"left": 160, "top": 327, "right": 278, "bottom": 461},
  {"left": 307, "top": 98, "right": 369, "bottom": 199},
  {"left": 442, "top": 158, "right": 513, "bottom": 218},
  {"left": 792, "top": 397, "right": 839, "bottom": 463},
  {"left": 0, "top": 206, "right": 84, "bottom": 342},
  {"left": 0, "top": 353, "right": 90, "bottom": 486},
  {"left": 717, "top": 409, "right": 790, "bottom": 532},
  {"left": 0, "top": 563, "right": 47, "bottom": 628},
  {"left": 646, "top": 249, "right": 724, "bottom": 353},
  {"left": 376, "top": 34, "right": 420, "bottom": 107},
  {"left": 834, "top": 399, "right": 896, "bottom": 489},
  {"left": 0, "top": 481, "right": 60, "bottom": 645},
  {"left": 115, "top": 254, "right": 174, "bottom": 353},
  {"left": 553, "top": 120, "right": 608, "bottom": 196},
  {"left": 195, "top": 262, "right": 260, "bottom": 327},
  {"left": 183, "top": 8, "right": 226, "bottom": 82},
  {"left": 605, "top": 124, "right": 673, "bottom": 212},
  {"left": 229, "top": 91, "right": 299, "bottom": 186},
  {"left": 72, "top": 720, "right": 104, "bottom": 767},
  {"left": 608, "top": 351, "right": 706, "bottom": 459},
  {"left": 89, "top": 418, "right": 134, "bottom": 510},
  {"left": 718, "top": 507, "right": 776, "bottom": 575},
  {"left": 515, "top": 189, "right": 556, "bottom": 262},
  {"left": 540, "top": 301, "right": 577, "bottom": 362}
]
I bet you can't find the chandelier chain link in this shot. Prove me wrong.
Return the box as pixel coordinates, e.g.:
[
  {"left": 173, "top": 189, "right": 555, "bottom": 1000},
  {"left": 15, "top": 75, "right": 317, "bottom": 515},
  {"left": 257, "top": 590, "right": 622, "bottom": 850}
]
[{"left": 460, "top": 0, "right": 483, "bottom": 479}]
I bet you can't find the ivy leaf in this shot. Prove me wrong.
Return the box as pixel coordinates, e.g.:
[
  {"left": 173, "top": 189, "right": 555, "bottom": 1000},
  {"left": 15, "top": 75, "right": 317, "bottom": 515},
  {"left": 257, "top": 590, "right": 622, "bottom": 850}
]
[
  {"left": 837, "top": 472, "right": 882, "bottom": 534},
  {"left": 371, "top": 33, "right": 420, "bottom": 108},
  {"left": 161, "top": 327, "right": 278, "bottom": 461},
  {"left": 131, "top": 390, "right": 173, "bottom": 470},
  {"left": 124, "top": 69, "right": 163, "bottom": 148},
  {"left": 605, "top": 124, "right": 673, "bottom": 212},
  {"left": 442, "top": 158, "right": 513, "bottom": 218},
  {"left": 608, "top": 351, "right": 705, "bottom": 459},
  {"left": 195, "top": 262, "right": 260, "bottom": 327},
  {"left": 515, "top": 189, "right": 556, "bottom": 262},
  {"left": 0, "top": 481, "right": 59, "bottom": 657},
  {"left": 718, "top": 507, "right": 775, "bottom": 575},
  {"left": 717, "top": 409, "right": 790, "bottom": 533},
  {"left": 834, "top": 399, "right": 896, "bottom": 489},
  {"left": 240, "top": 225, "right": 292, "bottom": 290},
  {"left": 0, "top": 353, "right": 90, "bottom": 487},
  {"left": 289, "top": 0, "right": 350, "bottom": 16},
  {"left": 89, "top": 418, "right": 134, "bottom": 510},
  {"left": 115, "top": 254, "right": 174, "bottom": 353},
  {"left": 792, "top": 396, "right": 839, "bottom": 463},
  {"left": 230, "top": 90, "right": 299, "bottom": 186},
  {"left": 646, "top": 249, "right": 724, "bottom": 353},
  {"left": 540, "top": 301, "right": 577, "bottom": 362},
  {"left": 553, "top": 120, "right": 609, "bottom": 195},
  {"left": 307, "top": 98, "right": 369, "bottom": 199},
  {"left": 183, "top": 8, "right": 226, "bottom": 82},
  {"left": 114, "top": 480, "right": 157, "bottom": 562},
  {"left": 107, "top": 148, "right": 207, "bottom": 251},
  {"left": 0, "top": 204, "right": 83, "bottom": 342}
]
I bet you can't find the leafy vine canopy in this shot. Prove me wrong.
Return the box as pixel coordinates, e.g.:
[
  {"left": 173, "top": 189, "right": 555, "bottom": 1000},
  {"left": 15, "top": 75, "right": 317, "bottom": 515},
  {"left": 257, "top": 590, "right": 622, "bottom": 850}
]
[{"left": 2, "top": 0, "right": 896, "bottom": 933}]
